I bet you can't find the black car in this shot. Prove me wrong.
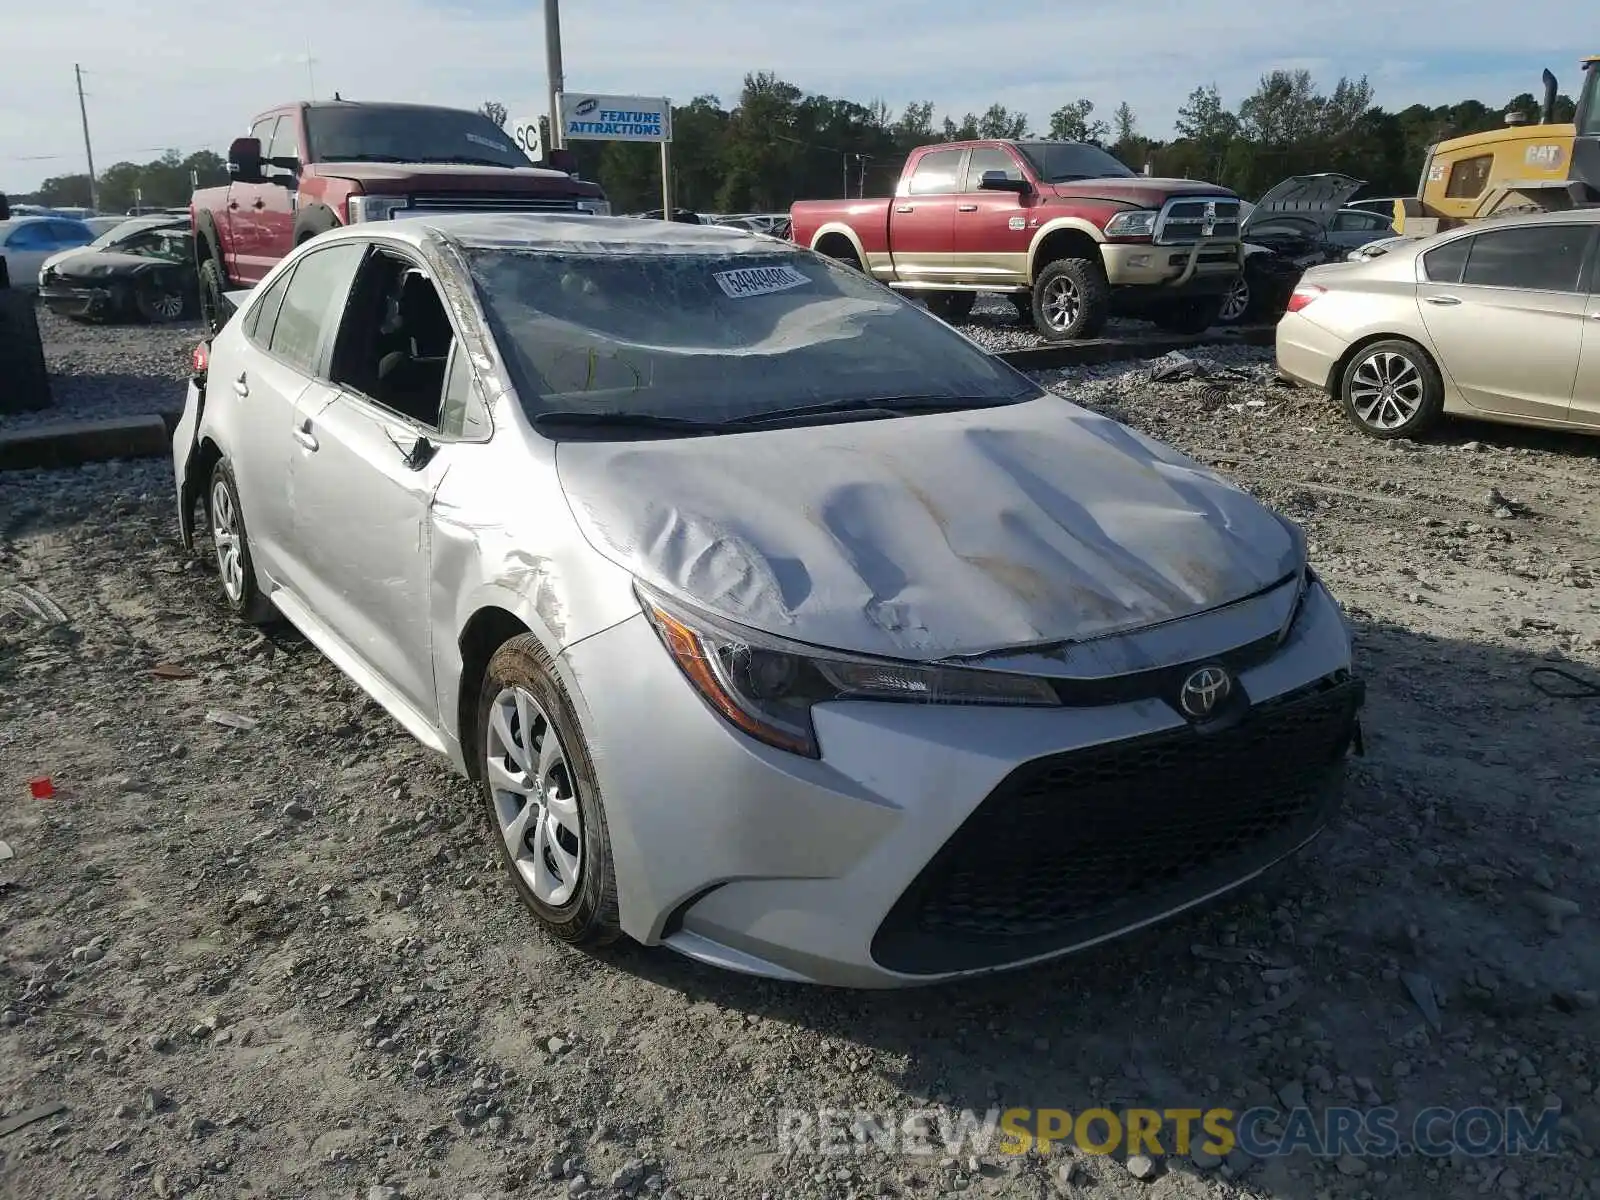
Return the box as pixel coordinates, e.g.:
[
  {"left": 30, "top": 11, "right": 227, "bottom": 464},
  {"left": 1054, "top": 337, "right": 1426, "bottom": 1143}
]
[
  {"left": 38, "top": 217, "right": 196, "bottom": 324},
  {"left": 1220, "top": 174, "right": 1397, "bottom": 324}
]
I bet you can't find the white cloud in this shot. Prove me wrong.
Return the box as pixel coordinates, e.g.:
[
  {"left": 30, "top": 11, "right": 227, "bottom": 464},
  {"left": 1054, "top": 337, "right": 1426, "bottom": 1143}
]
[{"left": 0, "top": 0, "right": 1582, "bottom": 191}]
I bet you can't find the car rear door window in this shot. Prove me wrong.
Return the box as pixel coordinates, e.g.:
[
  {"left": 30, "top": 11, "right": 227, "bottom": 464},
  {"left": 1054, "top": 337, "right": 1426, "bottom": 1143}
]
[
  {"left": 1461, "top": 225, "right": 1592, "bottom": 292},
  {"left": 1421, "top": 236, "right": 1471, "bottom": 284},
  {"left": 244, "top": 265, "right": 296, "bottom": 347},
  {"left": 267, "top": 243, "right": 365, "bottom": 374},
  {"left": 907, "top": 149, "right": 964, "bottom": 196}
]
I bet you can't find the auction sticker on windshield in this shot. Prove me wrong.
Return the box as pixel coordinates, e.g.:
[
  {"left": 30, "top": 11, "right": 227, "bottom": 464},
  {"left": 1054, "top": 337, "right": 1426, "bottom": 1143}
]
[{"left": 714, "top": 264, "right": 810, "bottom": 299}]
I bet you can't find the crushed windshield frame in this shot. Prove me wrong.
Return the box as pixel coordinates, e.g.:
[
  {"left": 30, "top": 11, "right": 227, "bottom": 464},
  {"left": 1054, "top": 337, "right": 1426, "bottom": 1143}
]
[
  {"left": 303, "top": 105, "right": 530, "bottom": 169},
  {"left": 1015, "top": 141, "right": 1136, "bottom": 182},
  {"left": 461, "top": 246, "right": 1041, "bottom": 430}
]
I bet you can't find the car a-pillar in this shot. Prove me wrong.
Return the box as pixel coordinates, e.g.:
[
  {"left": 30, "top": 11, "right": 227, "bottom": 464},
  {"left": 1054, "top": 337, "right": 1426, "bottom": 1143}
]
[{"left": 1028, "top": 228, "right": 1111, "bottom": 341}]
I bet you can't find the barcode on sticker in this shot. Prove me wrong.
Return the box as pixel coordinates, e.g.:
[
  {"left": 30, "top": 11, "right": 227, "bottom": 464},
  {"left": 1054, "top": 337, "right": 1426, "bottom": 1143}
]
[{"left": 713, "top": 264, "right": 810, "bottom": 298}]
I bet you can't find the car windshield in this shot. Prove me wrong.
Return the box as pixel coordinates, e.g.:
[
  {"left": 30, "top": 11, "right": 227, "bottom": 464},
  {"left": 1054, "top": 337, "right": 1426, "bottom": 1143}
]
[
  {"left": 464, "top": 246, "right": 1040, "bottom": 426},
  {"left": 304, "top": 105, "right": 531, "bottom": 168},
  {"left": 1015, "top": 141, "right": 1136, "bottom": 182}
]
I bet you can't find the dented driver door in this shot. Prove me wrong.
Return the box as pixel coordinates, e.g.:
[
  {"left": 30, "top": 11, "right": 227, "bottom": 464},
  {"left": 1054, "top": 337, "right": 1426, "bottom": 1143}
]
[{"left": 286, "top": 387, "right": 446, "bottom": 723}]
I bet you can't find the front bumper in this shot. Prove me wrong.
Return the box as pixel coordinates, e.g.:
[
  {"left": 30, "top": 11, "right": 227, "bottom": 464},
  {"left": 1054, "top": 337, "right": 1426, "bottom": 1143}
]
[
  {"left": 1101, "top": 238, "right": 1242, "bottom": 291},
  {"left": 564, "top": 577, "right": 1361, "bottom": 988},
  {"left": 39, "top": 282, "right": 122, "bottom": 319}
]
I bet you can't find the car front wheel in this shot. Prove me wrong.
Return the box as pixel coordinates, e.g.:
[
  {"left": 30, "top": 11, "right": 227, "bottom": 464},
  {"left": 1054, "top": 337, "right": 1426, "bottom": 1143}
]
[
  {"left": 1338, "top": 339, "right": 1444, "bottom": 440},
  {"left": 477, "top": 635, "right": 621, "bottom": 947},
  {"left": 1218, "top": 274, "right": 1252, "bottom": 324}
]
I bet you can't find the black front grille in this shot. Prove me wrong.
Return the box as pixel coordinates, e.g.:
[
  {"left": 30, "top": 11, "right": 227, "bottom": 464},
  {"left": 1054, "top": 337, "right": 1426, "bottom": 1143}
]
[
  {"left": 871, "top": 675, "right": 1363, "bottom": 975},
  {"left": 405, "top": 193, "right": 583, "bottom": 214}
]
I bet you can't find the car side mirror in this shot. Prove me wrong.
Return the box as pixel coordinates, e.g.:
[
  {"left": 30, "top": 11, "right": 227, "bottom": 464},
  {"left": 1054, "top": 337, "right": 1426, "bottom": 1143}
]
[
  {"left": 978, "top": 171, "right": 1031, "bottom": 194},
  {"left": 228, "top": 137, "right": 263, "bottom": 184}
]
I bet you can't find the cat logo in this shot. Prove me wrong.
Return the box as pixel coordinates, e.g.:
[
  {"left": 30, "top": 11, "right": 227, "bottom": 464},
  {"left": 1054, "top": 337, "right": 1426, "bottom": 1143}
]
[{"left": 1525, "top": 144, "right": 1565, "bottom": 169}]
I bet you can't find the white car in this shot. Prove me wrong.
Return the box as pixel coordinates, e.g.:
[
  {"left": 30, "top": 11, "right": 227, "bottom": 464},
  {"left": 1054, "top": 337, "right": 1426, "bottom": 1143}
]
[{"left": 1, "top": 216, "right": 95, "bottom": 292}]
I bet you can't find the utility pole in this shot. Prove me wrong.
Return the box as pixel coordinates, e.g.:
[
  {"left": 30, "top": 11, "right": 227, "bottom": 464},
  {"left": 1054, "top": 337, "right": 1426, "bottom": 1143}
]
[
  {"left": 74, "top": 64, "right": 99, "bottom": 213},
  {"left": 306, "top": 40, "right": 317, "bottom": 100},
  {"left": 544, "top": 0, "right": 565, "bottom": 149}
]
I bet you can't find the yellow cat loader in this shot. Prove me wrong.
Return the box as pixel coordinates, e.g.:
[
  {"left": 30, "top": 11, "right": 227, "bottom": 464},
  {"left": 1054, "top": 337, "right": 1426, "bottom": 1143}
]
[{"left": 1392, "top": 57, "right": 1600, "bottom": 236}]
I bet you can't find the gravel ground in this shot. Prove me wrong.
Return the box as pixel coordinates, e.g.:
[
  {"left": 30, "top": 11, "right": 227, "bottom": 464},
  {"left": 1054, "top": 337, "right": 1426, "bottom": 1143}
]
[
  {"left": 0, "top": 304, "right": 196, "bottom": 433},
  {"left": 956, "top": 296, "right": 1159, "bottom": 354},
  {"left": 2, "top": 331, "right": 1600, "bottom": 1200}
]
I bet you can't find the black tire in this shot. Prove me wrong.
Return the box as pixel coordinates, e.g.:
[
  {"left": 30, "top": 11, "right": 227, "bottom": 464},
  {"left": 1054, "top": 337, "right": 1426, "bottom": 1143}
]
[
  {"left": 925, "top": 291, "right": 975, "bottom": 323},
  {"left": 1031, "top": 257, "right": 1110, "bottom": 341},
  {"left": 477, "top": 635, "right": 621, "bottom": 948},
  {"left": 820, "top": 243, "right": 863, "bottom": 271},
  {"left": 1217, "top": 273, "right": 1255, "bottom": 326},
  {"left": 0, "top": 289, "right": 51, "bottom": 413},
  {"left": 1007, "top": 293, "right": 1032, "bottom": 321},
  {"left": 1149, "top": 295, "right": 1226, "bottom": 335},
  {"left": 204, "top": 460, "right": 275, "bottom": 624},
  {"left": 135, "top": 278, "right": 188, "bottom": 324},
  {"left": 1337, "top": 339, "right": 1444, "bottom": 440},
  {"left": 197, "top": 257, "right": 231, "bottom": 334}
]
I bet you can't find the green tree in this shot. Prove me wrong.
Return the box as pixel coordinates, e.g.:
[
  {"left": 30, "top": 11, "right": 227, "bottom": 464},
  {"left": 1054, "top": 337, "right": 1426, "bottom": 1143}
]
[{"left": 1048, "top": 99, "right": 1108, "bottom": 143}]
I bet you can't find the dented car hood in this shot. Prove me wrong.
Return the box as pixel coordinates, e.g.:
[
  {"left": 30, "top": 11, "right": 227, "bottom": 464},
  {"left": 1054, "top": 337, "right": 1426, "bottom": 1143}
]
[{"left": 554, "top": 396, "right": 1301, "bottom": 661}]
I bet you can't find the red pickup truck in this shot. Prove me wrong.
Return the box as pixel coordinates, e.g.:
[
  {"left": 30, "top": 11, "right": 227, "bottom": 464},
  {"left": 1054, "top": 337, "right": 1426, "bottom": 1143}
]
[
  {"left": 790, "top": 139, "right": 1243, "bottom": 340},
  {"left": 191, "top": 100, "right": 609, "bottom": 329}
]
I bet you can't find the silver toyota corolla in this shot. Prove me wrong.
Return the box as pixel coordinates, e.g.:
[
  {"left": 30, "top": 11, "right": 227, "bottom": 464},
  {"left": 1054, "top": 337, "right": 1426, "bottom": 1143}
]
[{"left": 172, "top": 214, "right": 1365, "bottom": 988}]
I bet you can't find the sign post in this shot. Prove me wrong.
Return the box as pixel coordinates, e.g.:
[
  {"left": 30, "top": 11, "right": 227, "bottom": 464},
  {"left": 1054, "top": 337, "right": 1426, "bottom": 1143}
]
[{"left": 557, "top": 93, "right": 673, "bottom": 216}]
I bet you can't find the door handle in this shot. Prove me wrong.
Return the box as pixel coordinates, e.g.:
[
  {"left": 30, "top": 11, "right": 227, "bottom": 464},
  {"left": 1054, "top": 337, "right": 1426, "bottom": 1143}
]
[
  {"left": 1423, "top": 295, "right": 1462, "bottom": 306},
  {"left": 957, "top": 204, "right": 978, "bottom": 212},
  {"left": 895, "top": 205, "right": 914, "bottom": 214},
  {"left": 292, "top": 420, "right": 319, "bottom": 452},
  {"left": 232, "top": 373, "right": 249, "bottom": 397}
]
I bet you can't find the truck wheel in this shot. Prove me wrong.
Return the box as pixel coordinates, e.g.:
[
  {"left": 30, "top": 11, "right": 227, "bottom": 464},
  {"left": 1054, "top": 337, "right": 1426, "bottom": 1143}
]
[
  {"left": 1031, "top": 259, "right": 1109, "bottom": 341},
  {"left": 197, "top": 258, "right": 231, "bottom": 334},
  {"left": 925, "top": 292, "right": 975, "bottom": 323},
  {"left": 1149, "top": 296, "right": 1225, "bottom": 335}
]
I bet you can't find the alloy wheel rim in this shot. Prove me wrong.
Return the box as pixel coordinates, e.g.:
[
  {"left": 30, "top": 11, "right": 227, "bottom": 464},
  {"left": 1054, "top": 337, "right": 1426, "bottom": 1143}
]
[
  {"left": 209, "top": 479, "right": 244, "bottom": 602},
  {"left": 1042, "top": 276, "right": 1081, "bottom": 331},
  {"left": 485, "top": 685, "right": 583, "bottom": 907},
  {"left": 1220, "top": 276, "right": 1250, "bottom": 322},
  {"left": 1350, "top": 351, "right": 1424, "bottom": 430},
  {"left": 152, "top": 292, "right": 184, "bottom": 320}
]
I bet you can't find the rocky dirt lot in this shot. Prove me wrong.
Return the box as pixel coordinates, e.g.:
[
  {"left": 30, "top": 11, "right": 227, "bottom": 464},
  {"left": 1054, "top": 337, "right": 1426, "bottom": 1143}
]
[{"left": 1, "top": 316, "right": 1599, "bottom": 1200}]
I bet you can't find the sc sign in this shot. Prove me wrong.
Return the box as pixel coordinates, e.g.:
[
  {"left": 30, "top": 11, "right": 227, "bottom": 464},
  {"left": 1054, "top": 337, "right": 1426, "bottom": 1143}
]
[
  {"left": 510, "top": 117, "right": 544, "bottom": 162},
  {"left": 559, "top": 93, "right": 671, "bottom": 143}
]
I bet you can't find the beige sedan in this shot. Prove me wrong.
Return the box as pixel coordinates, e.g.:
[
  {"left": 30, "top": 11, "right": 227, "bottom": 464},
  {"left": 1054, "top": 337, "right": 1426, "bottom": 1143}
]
[{"left": 1276, "top": 210, "right": 1600, "bottom": 439}]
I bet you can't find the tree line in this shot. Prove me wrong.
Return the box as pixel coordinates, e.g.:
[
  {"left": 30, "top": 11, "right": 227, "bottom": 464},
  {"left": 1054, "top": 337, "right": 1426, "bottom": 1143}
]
[{"left": 17, "top": 70, "right": 1577, "bottom": 216}]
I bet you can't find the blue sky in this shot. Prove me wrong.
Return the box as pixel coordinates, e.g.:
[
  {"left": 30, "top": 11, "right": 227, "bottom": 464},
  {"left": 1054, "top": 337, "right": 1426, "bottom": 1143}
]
[{"left": 0, "top": 0, "right": 1585, "bottom": 192}]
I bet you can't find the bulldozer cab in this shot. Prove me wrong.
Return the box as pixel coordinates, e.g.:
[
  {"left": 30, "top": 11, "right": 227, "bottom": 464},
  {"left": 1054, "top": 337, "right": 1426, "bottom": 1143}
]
[{"left": 1396, "top": 57, "right": 1600, "bottom": 235}]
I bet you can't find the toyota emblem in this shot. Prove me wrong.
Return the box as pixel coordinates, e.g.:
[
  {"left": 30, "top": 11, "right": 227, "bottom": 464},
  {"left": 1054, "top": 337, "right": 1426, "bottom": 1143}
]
[{"left": 1179, "top": 665, "right": 1232, "bottom": 719}]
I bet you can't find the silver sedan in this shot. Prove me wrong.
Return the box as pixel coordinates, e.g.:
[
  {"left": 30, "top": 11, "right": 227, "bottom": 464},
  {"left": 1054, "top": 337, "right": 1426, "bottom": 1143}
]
[{"left": 172, "top": 214, "right": 1365, "bottom": 987}]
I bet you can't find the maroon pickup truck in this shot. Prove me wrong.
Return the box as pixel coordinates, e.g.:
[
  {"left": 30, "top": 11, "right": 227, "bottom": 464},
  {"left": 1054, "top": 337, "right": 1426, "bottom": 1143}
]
[
  {"left": 790, "top": 140, "right": 1243, "bottom": 340},
  {"left": 191, "top": 100, "right": 609, "bottom": 329}
]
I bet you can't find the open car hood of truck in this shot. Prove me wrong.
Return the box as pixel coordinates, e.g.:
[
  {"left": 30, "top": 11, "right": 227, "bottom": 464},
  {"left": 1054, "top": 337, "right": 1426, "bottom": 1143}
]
[
  {"left": 555, "top": 395, "right": 1301, "bottom": 662},
  {"left": 318, "top": 162, "right": 594, "bottom": 193},
  {"left": 1243, "top": 173, "right": 1365, "bottom": 234},
  {"left": 1048, "top": 177, "right": 1235, "bottom": 209}
]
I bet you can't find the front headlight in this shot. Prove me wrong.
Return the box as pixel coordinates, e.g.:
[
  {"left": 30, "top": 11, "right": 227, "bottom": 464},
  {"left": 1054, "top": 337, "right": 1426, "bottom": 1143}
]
[
  {"left": 346, "top": 195, "right": 408, "bottom": 223},
  {"left": 576, "top": 199, "right": 612, "bottom": 216},
  {"left": 1103, "top": 209, "right": 1158, "bottom": 239},
  {"left": 636, "top": 583, "right": 1059, "bottom": 757}
]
